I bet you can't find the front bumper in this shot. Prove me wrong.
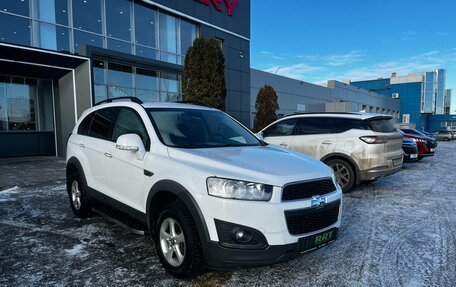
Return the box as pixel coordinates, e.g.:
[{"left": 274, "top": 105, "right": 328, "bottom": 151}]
[{"left": 204, "top": 228, "right": 338, "bottom": 268}]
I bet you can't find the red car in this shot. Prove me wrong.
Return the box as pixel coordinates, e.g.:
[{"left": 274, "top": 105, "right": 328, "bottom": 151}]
[{"left": 398, "top": 129, "right": 437, "bottom": 160}]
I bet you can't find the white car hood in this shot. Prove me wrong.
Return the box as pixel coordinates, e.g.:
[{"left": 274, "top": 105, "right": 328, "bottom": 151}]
[{"left": 167, "top": 145, "right": 332, "bottom": 187}]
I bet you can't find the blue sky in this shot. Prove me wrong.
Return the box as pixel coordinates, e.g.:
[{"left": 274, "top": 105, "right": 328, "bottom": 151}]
[{"left": 250, "top": 0, "right": 456, "bottom": 113}]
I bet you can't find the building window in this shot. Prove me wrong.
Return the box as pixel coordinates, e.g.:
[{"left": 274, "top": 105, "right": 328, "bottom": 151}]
[
  {"left": 159, "top": 12, "right": 178, "bottom": 64},
  {"left": 402, "top": 114, "right": 410, "bottom": 124},
  {"left": 34, "top": 22, "right": 70, "bottom": 52},
  {"left": 0, "top": 13, "right": 31, "bottom": 46},
  {"left": 72, "top": 0, "right": 102, "bottom": 34},
  {"left": 74, "top": 30, "right": 103, "bottom": 53},
  {"left": 33, "top": 0, "right": 68, "bottom": 26},
  {"left": 107, "top": 38, "right": 132, "bottom": 54},
  {"left": 106, "top": 0, "right": 131, "bottom": 41},
  {"left": 134, "top": 1, "right": 157, "bottom": 48},
  {"left": 0, "top": 0, "right": 30, "bottom": 17},
  {"left": 181, "top": 19, "right": 197, "bottom": 56}
]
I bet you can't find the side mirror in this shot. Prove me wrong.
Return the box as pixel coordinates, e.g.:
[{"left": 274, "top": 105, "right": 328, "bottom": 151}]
[
  {"left": 255, "top": 132, "right": 264, "bottom": 141},
  {"left": 116, "top": 134, "right": 146, "bottom": 160}
]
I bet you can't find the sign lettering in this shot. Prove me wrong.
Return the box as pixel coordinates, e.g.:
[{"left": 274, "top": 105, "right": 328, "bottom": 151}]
[{"left": 198, "top": 0, "right": 239, "bottom": 16}]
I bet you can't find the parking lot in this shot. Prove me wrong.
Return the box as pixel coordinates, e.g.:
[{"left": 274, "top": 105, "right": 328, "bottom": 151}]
[{"left": 0, "top": 142, "right": 455, "bottom": 287}]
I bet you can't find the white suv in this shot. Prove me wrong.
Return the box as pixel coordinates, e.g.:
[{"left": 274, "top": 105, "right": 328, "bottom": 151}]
[
  {"left": 258, "top": 113, "right": 403, "bottom": 192},
  {"left": 66, "top": 99, "right": 342, "bottom": 278}
]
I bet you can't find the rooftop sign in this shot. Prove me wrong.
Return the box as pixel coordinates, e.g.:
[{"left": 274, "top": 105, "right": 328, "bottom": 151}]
[{"left": 198, "top": 0, "right": 239, "bottom": 16}]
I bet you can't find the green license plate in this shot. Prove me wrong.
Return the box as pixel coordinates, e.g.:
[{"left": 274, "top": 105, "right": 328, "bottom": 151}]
[{"left": 297, "top": 228, "right": 338, "bottom": 253}]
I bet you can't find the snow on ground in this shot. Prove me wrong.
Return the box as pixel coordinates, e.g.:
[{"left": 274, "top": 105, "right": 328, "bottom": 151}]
[{"left": 0, "top": 142, "right": 455, "bottom": 286}]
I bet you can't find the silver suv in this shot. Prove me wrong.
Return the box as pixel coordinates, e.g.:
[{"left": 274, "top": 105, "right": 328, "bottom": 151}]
[{"left": 258, "top": 113, "right": 403, "bottom": 192}]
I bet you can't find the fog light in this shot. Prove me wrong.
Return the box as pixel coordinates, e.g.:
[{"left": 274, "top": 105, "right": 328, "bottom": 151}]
[{"left": 234, "top": 229, "right": 253, "bottom": 243}]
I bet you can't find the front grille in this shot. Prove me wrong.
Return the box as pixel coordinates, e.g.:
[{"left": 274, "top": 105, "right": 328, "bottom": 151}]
[
  {"left": 282, "top": 178, "right": 336, "bottom": 201},
  {"left": 426, "top": 140, "right": 437, "bottom": 149},
  {"left": 285, "top": 200, "right": 340, "bottom": 235}
]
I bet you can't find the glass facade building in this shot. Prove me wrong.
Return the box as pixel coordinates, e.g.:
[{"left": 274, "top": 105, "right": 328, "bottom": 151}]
[
  {"left": 0, "top": 0, "right": 251, "bottom": 157},
  {"left": 350, "top": 69, "right": 455, "bottom": 132}
]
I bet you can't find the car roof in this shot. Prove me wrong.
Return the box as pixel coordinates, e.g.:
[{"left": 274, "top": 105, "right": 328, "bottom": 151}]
[
  {"left": 90, "top": 100, "right": 217, "bottom": 111},
  {"left": 282, "top": 112, "right": 392, "bottom": 120}
]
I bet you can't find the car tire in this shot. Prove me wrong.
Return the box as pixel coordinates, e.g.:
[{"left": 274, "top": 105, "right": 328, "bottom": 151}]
[
  {"left": 325, "top": 159, "right": 355, "bottom": 193},
  {"left": 445, "top": 137, "right": 450, "bottom": 141},
  {"left": 155, "top": 201, "right": 204, "bottom": 279},
  {"left": 67, "top": 171, "right": 93, "bottom": 218},
  {"left": 418, "top": 156, "right": 424, "bottom": 161}
]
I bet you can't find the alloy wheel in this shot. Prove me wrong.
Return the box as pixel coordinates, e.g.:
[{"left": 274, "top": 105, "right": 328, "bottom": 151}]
[
  {"left": 71, "top": 180, "right": 82, "bottom": 210},
  {"left": 159, "top": 218, "right": 186, "bottom": 267},
  {"left": 330, "top": 163, "right": 350, "bottom": 189}
]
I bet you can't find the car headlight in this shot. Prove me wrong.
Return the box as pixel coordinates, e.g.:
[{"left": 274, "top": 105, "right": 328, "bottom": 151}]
[
  {"left": 206, "top": 177, "right": 273, "bottom": 201},
  {"left": 412, "top": 138, "right": 426, "bottom": 143}
]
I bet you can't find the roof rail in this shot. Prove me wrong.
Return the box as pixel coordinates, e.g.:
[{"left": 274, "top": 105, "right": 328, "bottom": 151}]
[
  {"left": 95, "top": 96, "right": 143, "bottom": 105},
  {"left": 176, "top": 101, "right": 213, "bottom": 108},
  {"left": 283, "top": 112, "right": 361, "bottom": 118}
]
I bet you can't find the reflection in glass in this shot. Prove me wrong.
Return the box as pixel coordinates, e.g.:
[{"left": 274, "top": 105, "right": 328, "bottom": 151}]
[
  {"left": 0, "top": 0, "right": 30, "bottom": 16},
  {"left": 33, "top": 0, "right": 68, "bottom": 25},
  {"left": 93, "top": 60, "right": 106, "bottom": 84},
  {"left": 107, "top": 38, "right": 132, "bottom": 54},
  {"left": 180, "top": 20, "right": 196, "bottom": 56},
  {"left": 160, "top": 73, "right": 180, "bottom": 102},
  {"left": 106, "top": 0, "right": 131, "bottom": 41},
  {"left": 35, "top": 22, "right": 68, "bottom": 51},
  {"left": 74, "top": 30, "right": 103, "bottom": 53},
  {"left": 107, "top": 63, "right": 133, "bottom": 89},
  {"left": 134, "top": 2, "right": 157, "bottom": 48},
  {"left": 0, "top": 13, "right": 31, "bottom": 46},
  {"left": 94, "top": 84, "right": 107, "bottom": 103},
  {"left": 136, "top": 45, "right": 158, "bottom": 60},
  {"left": 159, "top": 13, "right": 177, "bottom": 54},
  {"left": 72, "top": 0, "right": 102, "bottom": 34},
  {"left": 136, "top": 68, "right": 159, "bottom": 91}
]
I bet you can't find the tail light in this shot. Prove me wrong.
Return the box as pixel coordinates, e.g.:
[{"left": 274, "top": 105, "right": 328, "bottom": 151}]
[{"left": 359, "top": 136, "right": 388, "bottom": 144}]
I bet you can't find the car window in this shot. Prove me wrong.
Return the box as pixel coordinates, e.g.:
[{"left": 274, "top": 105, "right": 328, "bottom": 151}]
[
  {"left": 369, "top": 118, "right": 396, "bottom": 133},
  {"left": 333, "top": 118, "right": 368, "bottom": 133},
  {"left": 78, "top": 112, "right": 94, "bottom": 136},
  {"left": 148, "top": 108, "right": 260, "bottom": 148},
  {"left": 112, "top": 108, "right": 150, "bottom": 150},
  {"left": 89, "top": 108, "right": 118, "bottom": 141},
  {"left": 295, "top": 117, "right": 334, "bottom": 135},
  {"left": 263, "top": 119, "right": 296, "bottom": 137}
]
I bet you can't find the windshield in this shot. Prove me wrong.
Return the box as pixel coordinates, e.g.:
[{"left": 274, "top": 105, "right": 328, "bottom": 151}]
[{"left": 147, "top": 108, "right": 261, "bottom": 148}]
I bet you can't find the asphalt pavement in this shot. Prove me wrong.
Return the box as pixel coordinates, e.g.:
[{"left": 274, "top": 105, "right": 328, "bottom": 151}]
[{"left": 1, "top": 143, "right": 455, "bottom": 286}]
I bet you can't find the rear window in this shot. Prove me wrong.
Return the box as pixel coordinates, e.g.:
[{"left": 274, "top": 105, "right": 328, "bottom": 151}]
[
  {"left": 368, "top": 118, "right": 396, "bottom": 133},
  {"left": 89, "top": 108, "right": 118, "bottom": 141},
  {"left": 333, "top": 118, "right": 368, "bottom": 133}
]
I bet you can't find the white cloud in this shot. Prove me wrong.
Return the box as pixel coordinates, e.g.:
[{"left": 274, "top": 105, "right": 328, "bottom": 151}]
[
  {"left": 263, "top": 63, "right": 323, "bottom": 80},
  {"left": 297, "top": 50, "right": 364, "bottom": 66},
  {"left": 322, "top": 50, "right": 456, "bottom": 83}
]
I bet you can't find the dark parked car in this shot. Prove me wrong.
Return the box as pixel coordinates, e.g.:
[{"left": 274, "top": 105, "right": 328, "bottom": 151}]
[
  {"left": 402, "top": 138, "right": 418, "bottom": 162},
  {"left": 398, "top": 129, "right": 437, "bottom": 160}
]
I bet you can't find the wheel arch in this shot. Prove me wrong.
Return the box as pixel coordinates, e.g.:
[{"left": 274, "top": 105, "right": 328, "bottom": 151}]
[
  {"left": 146, "top": 180, "right": 210, "bottom": 245},
  {"left": 66, "top": 157, "right": 89, "bottom": 191}
]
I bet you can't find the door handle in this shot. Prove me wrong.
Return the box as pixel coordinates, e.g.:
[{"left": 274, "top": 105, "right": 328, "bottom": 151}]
[
  {"left": 104, "top": 152, "right": 112, "bottom": 158},
  {"left": 279, "top": 142, "right": 288, "bottom": 147},
  {"left": 79, "top": 143, "right": 85, "bottom": 149},
  {"left": 322, "top": 141, "right": 333, "bottom": 145}
]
